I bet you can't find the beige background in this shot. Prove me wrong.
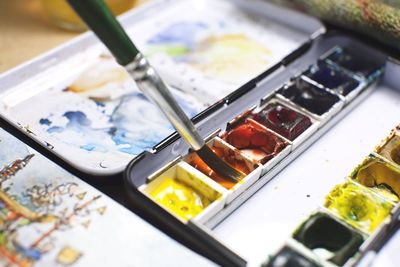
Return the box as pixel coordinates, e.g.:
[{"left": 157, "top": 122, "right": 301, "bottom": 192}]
[
  {"left": 0, "top": 0, "right": 79, "bottom": 73},
  {"left": 0, "top": 0, "right": 146, "bottom": 74}
]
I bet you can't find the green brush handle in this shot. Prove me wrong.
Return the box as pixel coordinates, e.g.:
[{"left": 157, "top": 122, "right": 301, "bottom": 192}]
[{"left": 67, "top": 0, "right": 138, "bottom": 66}]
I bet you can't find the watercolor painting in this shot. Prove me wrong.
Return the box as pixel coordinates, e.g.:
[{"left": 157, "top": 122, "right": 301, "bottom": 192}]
[
  {"left": 4, "top": 56, "right": 207, "bottom": 172},
  {"left": 0, "top": 128, "right": 212, "bottom": 266},
  {"left": 0, "top": 129, "right": 105, "bottom": 266}
]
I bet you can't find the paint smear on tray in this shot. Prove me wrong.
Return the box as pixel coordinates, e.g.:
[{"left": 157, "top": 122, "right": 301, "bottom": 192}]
[
  {"left": 129, "top": 0, "right": 304, "bottom": 103},
  {"left": 147, "top": 22, "right": 271, "bottom": 83},
  {"left": 5, "top": 57, "right": 206, "bottom": 171}
]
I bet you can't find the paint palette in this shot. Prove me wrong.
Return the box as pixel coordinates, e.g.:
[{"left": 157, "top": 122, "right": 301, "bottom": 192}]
[
  {"left": 125, "top": 35, "right": 392, "bottom": 266},
  {"left": 0, "top": 0, "right": 313, "bottom": 176},
  {"left": 265, "top": 125, "right": 400, "bottom": 267}
]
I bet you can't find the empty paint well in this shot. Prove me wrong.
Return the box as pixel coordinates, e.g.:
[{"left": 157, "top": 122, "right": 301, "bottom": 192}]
[
  {"left": 250, "top": 98, "right": 318, "bottom": 148},
  {"left": 323, "top": 47, "right": 383, "bottom": 79},
  {"left": 222, "top": 119, "right": 290, "bottom": 174},
  {"left": 376, "top": 133, "right": 400, "bottom": 167},
  {"left": 303, "top": 62, "right": 364, "bottom": 101},
  {"left": 140, "top": 161, "right": 226, "bottom": 223},
  {"left": 186, "top": 137, "right": 261, "bottom": 203},
  {"left": 276, "top": 78, "right": 343, "bottom": 122},
  {"left": 265, "top": 246, "right": 320, "bottom": 267},
  {"left": 293, "top": 212, "right": 364, "bottom": 266},
  {"left": 324, "top": 182, "right": 392, "bottom": 234},
  {"left": 351, "top": 155, "right": 400, "bottom": 203}
]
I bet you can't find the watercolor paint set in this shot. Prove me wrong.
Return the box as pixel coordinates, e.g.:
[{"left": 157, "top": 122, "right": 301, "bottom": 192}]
[
  {"left": 0, "top": 127, "right": 213, "bottom": 267},
  {"left": 267, "top": 126, "right": 400, "bottom": 267},
  {"left": 124, "top": 36, "right": 395, "bottom": 265},
  {"left": 0, "top": 0, "right": 400, "bottom": 266}
]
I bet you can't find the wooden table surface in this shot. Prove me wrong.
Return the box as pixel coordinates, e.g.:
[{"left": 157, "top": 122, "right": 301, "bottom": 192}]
[
  {"left": 0, "top": 0, "right": 80, "bottom": 74},
  {"left": 0, "top": 0, "right": 146, "bottom": 74}
]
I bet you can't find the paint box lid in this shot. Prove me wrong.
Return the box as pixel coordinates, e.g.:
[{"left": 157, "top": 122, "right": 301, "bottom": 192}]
[{"left": 0, "top": 0, "right": 325, "bottom": 178}]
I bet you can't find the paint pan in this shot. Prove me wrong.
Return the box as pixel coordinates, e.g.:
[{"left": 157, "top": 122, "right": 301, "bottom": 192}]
[
  {"left": 324, "top": 182, "right": 393, "bottom": 234},
  {"left": 222, "top": 119, "right": 291, "bottom": 175},
  {"left": 350, "top": 154, "right": 400, "bottom": 203},
  {"left": 264, "top": 246, "right": 320, "bottom": 267},
  {"left": 276, "top": 77, "right": 343, "bottom": 123},
  {"left": 140, "top": 161, "right": 226, "bottom": 223},
  {"left": 293, "top": 212, "right": 364, "bottom": 266},
  {"left": 375, "top": 132, "right": 400, "bottom": 168},
  {"left": 322, "top": 47, "right": 383, "bottom": 80},
  {"left": 302, "top": 62, "right": 366, "bottom": 103},
  {"left": 250, "top": 98, "right": 319, "bottom": 149},
  {"left": 186, "top": 137, "right": 262, "bottom": 203}
]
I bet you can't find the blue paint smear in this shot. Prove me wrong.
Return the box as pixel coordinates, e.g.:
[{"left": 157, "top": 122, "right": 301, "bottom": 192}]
[
  {"left": 64, "top": 111, "right": 92, "bottom": 129},
  {"left": 40, "top": 89, "right": 202, "bottom": 157},
  {"left": 13, "top": 241, "right": 42, "bottom": 260},
  {"left": 47, "top": 126, "right": 64, "bottom": 134},
  {"left": 148, "top": 22, "right": 208, "bottom": 48},
  {"left": 39, "top": 118, "right": 51, "bottom": 126}
]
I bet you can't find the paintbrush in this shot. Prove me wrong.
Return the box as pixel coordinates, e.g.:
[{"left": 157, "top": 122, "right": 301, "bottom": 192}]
[{"left": 67, "top": 0, "right": 242, "bottom": 182}]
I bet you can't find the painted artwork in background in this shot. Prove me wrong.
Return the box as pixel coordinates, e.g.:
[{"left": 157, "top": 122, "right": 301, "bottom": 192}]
[
  {"left": 130, "top": 0, "right": 304, "bottom": 104},
  {"left": 0, "top": 129, "right": 213, "bottom": 267},
  {"left": 0, "top": 129, "right": 104, "bottom": 266},
  {"left": 6, "top": 56, "right": 206, "bottom": 172}
]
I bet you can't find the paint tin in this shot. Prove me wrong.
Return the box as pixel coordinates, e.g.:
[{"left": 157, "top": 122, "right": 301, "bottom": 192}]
[{"left": 0, "top": 0, "right": 396, "bottom": 266}]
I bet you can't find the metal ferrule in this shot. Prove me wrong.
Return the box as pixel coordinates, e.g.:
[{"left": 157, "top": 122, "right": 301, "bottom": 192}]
[{"left": 125, "top": 53, "right": 205, "bottom": 150}]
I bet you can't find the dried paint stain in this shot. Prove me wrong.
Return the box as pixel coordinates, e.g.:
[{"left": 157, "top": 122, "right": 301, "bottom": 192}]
[
  {"left": 250, "top": 102, "right": 312, "bottom": 141},
  {"left": 325, "top": 183, "right": 392, "bottom": 234},
  {"left": 223, "top": 120, "right": 288, "bottom": 163},
  {"left": 149, "top": 177, "right": 210, "bottom": 221}
]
